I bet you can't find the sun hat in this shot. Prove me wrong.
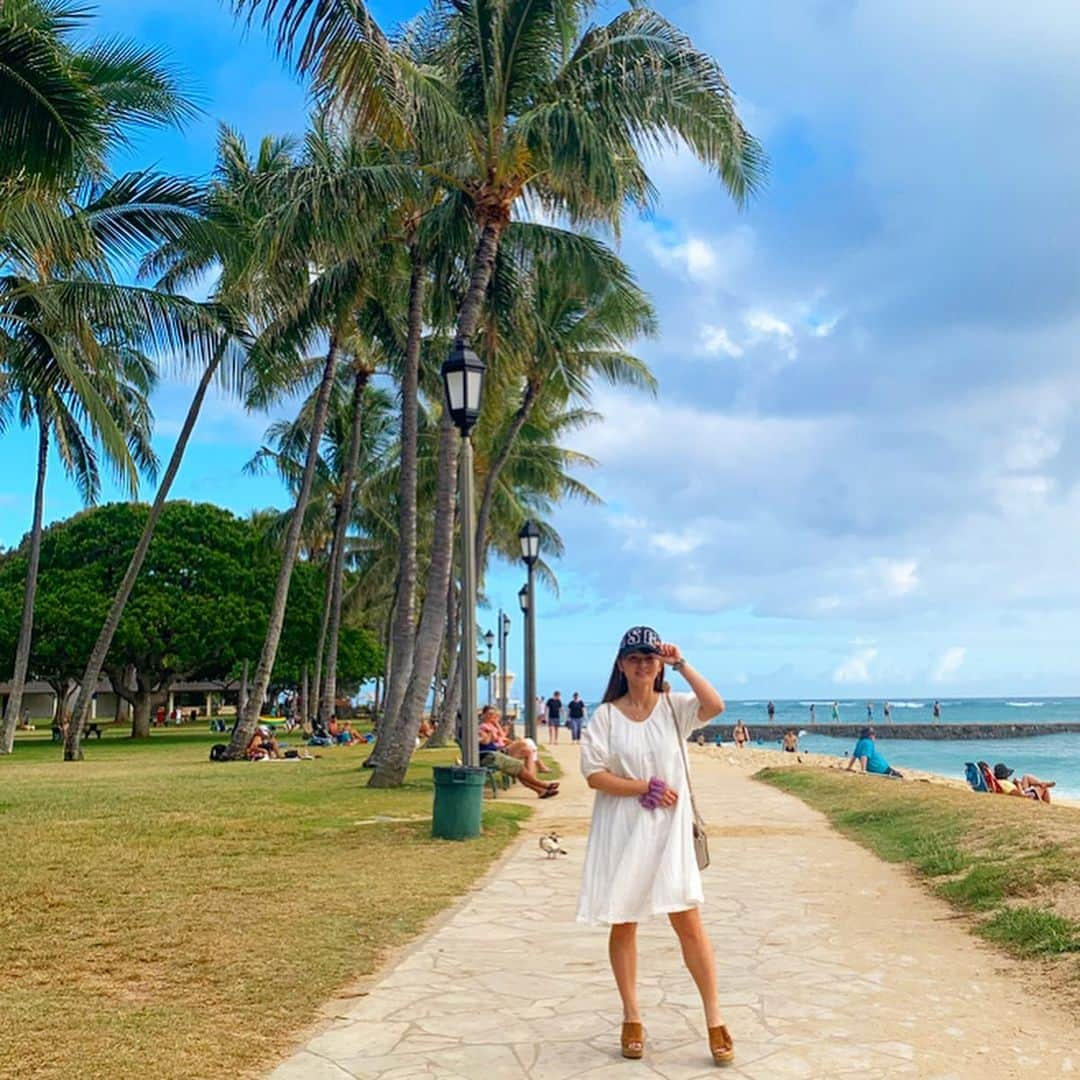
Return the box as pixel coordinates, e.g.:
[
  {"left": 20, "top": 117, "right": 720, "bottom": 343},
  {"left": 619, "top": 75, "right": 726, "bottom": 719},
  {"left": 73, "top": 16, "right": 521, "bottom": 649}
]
[
  {"left": 258, "top": 724, "right": 270, "bottom": 735},
  {"left": 618, "top": 626, "right": 662, "bottom": 657},
  {"left": 993, "top": 763, "right": 1014, "bottom": 780}
]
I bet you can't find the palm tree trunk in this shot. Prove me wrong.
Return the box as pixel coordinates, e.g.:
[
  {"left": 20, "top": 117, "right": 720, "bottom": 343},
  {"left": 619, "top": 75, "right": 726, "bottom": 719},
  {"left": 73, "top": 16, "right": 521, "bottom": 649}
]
[
  {"left": 367, "top": 219, "right": 503, "bottom": 787},
  {"left": 65, "top": 339, "right": 228, "bottom": 761},
  {"left": 425, "top": 577, "right": 458, "bottom": 748},
  {"left": 310, "top": 531, "right": 337, "bottom": 724},
  {"left": 318, "top": 367, "right": 368, "bottom": 726},
  {"left": 0, "top": 414, "right": 49, "bottom": 754},
  {"left": 226, "top": 339, "right": 340, "bottom": 759},
  {"left": 378, "top": 246, "right": 425, "bottom": 736},
  {"left": 368, "top": 411, "right": 458, "bottom": 785},
  {"left": 473, "top": 381, "right": 537, "bottom": 573}
]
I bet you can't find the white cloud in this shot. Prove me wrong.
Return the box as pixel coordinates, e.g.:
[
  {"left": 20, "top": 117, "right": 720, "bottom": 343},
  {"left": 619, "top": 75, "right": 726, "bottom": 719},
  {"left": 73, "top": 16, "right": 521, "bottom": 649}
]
[
  {"left": 646, "top": 233, "right": 718, "bottom": 283},
  {"left": 744, "top": 309, "right": 798, "bottom": 359},
  {"left": 810, "top": 315, "right": 841, "bottom": 338},
  {"left": 933, "top": 646, "right": 967, "bottom": 683},
  {"left": 833, "top": 647, "right": 878, "bottom": 684},
  {"left": 880, "top": 559, "right": 919, "bottom": 597},
  {"left": 649, "top": 529, "right": 705, "bottom": 555},
  {"left": 698, "top": 324, "right": 744, "bottom": 358}
]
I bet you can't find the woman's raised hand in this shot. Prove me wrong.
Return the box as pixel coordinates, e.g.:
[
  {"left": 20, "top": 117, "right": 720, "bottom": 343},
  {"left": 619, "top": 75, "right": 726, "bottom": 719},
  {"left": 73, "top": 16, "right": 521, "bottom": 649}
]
[{"left": 657, "top": 642, "right": 684, "bottom": 665}]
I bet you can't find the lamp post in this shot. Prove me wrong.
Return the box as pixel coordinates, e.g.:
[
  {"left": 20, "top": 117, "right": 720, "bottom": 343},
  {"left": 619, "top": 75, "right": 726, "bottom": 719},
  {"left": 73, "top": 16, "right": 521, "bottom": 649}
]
[
  {"left": 483, "top": 628, "right": 495, "bottom": 706},
  {"left": 499, "top": 610, "right": 510, "bottom": 732},
  {"left": 519, "top": 520, "right": 540, "bottom": 742},
  {"left": 518, "top": 583, "right": 531, "bottom": 740},
  {"left": 441, "top": 341, "right": 486, "bottom": 768}
]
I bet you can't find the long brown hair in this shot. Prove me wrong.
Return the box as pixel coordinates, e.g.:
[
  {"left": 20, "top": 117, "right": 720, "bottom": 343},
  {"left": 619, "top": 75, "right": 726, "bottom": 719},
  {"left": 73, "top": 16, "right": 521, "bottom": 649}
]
[{"left": 601, "top": 656, "right": 664, "bottom": 703}]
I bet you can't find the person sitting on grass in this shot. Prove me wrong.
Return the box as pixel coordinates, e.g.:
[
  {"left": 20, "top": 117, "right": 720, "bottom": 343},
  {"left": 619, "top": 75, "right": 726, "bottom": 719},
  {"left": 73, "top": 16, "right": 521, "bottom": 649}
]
[
  {"left": 845, "top": 727, "right": 902, "bottom": 778},
  {"left": 246, "top": 725, "right": 281, "bottom": 760},
  {"left": 993, "top": 762, "right": 1055, "bottom": 803}
]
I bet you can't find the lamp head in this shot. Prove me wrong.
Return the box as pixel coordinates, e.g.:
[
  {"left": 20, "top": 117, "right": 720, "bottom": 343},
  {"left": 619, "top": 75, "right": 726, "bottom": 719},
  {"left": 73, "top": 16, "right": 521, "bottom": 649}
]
[
  {"left": 440, "top": 340, "right": 486, "bottom": 435},
  {"left": 518, "top": 519, "right": 541, "bottom": 566},
  {"left": 517, "top": 584, "right": 529, "bottom": 613}
]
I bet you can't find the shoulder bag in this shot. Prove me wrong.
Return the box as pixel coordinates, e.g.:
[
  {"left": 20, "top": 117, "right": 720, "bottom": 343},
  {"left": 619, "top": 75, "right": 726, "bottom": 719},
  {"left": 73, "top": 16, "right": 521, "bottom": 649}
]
[{"left": 668, "top": 695, "right": 710, "bottom": 871}]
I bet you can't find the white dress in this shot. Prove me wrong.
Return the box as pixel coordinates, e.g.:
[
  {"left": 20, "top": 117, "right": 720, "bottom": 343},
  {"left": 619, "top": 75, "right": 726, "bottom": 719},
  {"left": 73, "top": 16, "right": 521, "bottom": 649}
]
[{"left": 576, "top": 692, "right": 704, "bottom": 926}]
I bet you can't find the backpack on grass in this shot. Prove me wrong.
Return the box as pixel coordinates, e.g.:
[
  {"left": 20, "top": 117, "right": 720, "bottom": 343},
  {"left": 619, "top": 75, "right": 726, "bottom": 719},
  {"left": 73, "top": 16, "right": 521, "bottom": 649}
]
[{"left": 209, "top": 743, "right": 229, "bottom": 762}]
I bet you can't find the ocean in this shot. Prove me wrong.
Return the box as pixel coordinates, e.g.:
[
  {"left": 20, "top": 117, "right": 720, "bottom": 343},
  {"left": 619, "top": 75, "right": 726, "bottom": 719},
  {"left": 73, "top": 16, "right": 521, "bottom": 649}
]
[
  {"left": 570, "top": 697, "right": 1080, "bottom": 801},
  {"left": 723, "top": 698, "right": 1080, "bottom": 801}
]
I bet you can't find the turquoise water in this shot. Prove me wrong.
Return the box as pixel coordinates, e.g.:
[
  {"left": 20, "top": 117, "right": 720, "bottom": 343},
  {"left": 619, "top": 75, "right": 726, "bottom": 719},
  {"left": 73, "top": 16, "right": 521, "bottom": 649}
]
[
  {"left": 723, "top": 698, "right": 1080, "bottom": 801},
  {"left": 573, "top": 697, "right": 1080, "bottom": 800}
]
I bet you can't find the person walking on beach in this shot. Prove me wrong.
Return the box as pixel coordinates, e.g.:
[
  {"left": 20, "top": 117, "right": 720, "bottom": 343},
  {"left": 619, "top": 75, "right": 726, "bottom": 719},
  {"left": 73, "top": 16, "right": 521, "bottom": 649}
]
[
  {"left": 732, "top": 718, "right": 749, "bottom": 749},
  {"left": 831, "top": 700, "right": 839, "bottom": 722},
  {"left": 567, "top": 692, "right": 587, "bottom": 742},
  {"left": 809, "top": 703, "right": 816, "bottom": 723},
  {"left": 766, "top": 700, "right": 775, "bottom": 722},
  {"left": 545, "top": 691, "right": 564, "bottom": 743},
  {"left": 883, "top": 701, "right": 891, "bottom": 723},
  {"left": 933, "top": 700, "right": 941, "bottom": 721},
  {"left": 577, "top": 626, "right": 733, "bottom": 1064}
]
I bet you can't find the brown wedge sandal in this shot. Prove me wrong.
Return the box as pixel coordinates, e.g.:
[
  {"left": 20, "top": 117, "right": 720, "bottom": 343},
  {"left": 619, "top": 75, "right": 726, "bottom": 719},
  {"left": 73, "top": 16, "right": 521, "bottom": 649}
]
[
  {"left": 620, "top": 1021, "right": 645, "bottom": 1060},
  {"left": 708, "top": 1024, "right": 734, "bottom": 1065}
]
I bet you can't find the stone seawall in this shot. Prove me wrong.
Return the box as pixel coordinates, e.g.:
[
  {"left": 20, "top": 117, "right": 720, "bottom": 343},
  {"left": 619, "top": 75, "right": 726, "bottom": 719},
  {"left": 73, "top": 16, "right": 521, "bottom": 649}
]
[{"left": 691, "top": 722, "right": 1080, "bottom": 742}]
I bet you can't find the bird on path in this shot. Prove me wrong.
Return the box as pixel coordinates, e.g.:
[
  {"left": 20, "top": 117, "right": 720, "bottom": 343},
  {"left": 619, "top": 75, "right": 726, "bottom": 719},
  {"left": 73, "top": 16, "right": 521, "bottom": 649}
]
[{"left": 539, "top": 833, "right": 567, "bottom": 859}]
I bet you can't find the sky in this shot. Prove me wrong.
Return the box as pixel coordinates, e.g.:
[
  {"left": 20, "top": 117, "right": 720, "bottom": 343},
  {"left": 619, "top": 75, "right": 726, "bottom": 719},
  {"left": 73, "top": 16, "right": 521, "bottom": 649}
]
[{"left": 4, "top": 0, "right": 1080, "bottom": 702}]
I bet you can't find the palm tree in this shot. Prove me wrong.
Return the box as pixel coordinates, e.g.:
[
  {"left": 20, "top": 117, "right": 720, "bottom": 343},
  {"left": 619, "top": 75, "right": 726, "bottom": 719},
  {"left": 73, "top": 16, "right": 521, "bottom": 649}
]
[
  {"left": 0, "top": 165, "right": 216, "bottom": 755},
  {"left": 238, "top": 0, "right": 764, "bottom": 785},
  {"left": 224, "top": 124, "right": 409, "bottom": 759},
  {"left": 62, "top": 130, "right": 296, "bottom": 759},
  {"left": 0, "top": 0, "right": 195, "bottom": 188}
]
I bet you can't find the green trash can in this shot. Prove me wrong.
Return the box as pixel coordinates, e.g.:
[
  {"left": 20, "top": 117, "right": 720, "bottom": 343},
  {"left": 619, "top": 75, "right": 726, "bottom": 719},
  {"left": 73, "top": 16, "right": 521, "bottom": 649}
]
[{"left": 431, "top": 765, "right": 486, "bottom": 840}]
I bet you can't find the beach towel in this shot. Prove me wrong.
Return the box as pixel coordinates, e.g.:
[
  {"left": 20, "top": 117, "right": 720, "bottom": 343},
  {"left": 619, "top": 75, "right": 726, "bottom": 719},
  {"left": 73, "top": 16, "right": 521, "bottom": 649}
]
[{"left": 965, "top": 762, "right": 988, "bottom": 792}]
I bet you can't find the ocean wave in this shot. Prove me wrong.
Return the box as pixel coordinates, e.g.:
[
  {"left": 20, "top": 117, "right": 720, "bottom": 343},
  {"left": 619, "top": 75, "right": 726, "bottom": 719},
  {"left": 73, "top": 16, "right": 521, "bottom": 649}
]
[
  {"left": 888, "top": 701, "right": 925, "bottom": 709},
  {"left": 1006, "top": 701, "right": 1045, "bottom": 708}
]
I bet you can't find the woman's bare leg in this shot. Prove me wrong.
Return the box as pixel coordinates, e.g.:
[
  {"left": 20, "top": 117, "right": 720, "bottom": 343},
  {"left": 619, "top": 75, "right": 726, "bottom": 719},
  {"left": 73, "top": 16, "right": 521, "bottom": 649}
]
[
  {"left": 609, "top": 923, "right": 641, "bottom": 1030},
  {"left": 668, "top": 907, "right": 725, "bottom": 1027}
]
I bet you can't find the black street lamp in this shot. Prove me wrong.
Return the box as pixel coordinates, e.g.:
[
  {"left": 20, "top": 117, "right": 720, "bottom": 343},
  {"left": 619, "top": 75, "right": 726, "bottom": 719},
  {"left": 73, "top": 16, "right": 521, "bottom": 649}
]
[
  {"left": 483, "top": 628, "right": 495, "bottom": 706},
  {"left": 441, "top": 341, "right": 486, "bottom": 768},
  {"left": 517, "top": 584, "right": 530, "bottom": 735},
  {"left": 498, "top": 611, "right": 510, "bottom": 732},
  {"left": 519, "top": 521, "right": 540, "bottom": 741}
]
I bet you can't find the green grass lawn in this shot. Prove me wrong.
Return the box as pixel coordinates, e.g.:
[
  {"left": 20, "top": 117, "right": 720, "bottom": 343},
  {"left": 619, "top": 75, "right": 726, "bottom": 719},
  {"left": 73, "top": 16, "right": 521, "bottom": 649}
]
[
  {"left": 756, "top": 768, "right": 1080, "bottom": 1015},
  {"left": 0, "top": 725, "right": 530, "bottom": 1079}
]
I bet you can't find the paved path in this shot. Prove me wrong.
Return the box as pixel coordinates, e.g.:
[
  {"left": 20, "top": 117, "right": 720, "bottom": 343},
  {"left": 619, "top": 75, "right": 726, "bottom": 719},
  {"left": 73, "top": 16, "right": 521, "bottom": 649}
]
[{"left": 270, "top": 744, "right": 1080, "bottom": 1079}]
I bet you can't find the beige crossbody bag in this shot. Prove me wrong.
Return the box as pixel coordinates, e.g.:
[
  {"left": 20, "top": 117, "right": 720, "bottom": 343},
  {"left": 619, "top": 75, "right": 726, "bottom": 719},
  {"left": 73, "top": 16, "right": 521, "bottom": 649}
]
[{"left": 668, "top": 694, "right": 710, "bottom": 871}]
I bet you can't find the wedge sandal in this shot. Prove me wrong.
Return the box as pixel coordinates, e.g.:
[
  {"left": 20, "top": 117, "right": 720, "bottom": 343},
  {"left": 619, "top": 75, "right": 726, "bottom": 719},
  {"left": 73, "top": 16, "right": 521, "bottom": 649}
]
[
  {"left": 708, "top": 1023, "right": 734, "bottom": 1065},
  {"left": 620, "top": 1021, "right": 644, "bottom": 1059}
]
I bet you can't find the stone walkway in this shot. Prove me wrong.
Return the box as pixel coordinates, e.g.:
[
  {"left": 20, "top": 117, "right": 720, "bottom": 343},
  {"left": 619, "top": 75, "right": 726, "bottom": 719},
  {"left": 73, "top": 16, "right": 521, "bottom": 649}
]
[{"left": 270, "top": 744, "right": 1080, "bottom": 1079}]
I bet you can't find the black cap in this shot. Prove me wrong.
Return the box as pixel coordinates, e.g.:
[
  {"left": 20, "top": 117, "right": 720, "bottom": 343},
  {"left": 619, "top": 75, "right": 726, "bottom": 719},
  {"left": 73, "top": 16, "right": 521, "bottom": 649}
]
[
  {"left": 993, "top": 763, "right": 1013, "bottom": 780},
  {"left": 859, "top": 726, "right": 874, "bottom": 739},
  {"left": 618, "top": 626, "right": 661, "bottom": 657}
]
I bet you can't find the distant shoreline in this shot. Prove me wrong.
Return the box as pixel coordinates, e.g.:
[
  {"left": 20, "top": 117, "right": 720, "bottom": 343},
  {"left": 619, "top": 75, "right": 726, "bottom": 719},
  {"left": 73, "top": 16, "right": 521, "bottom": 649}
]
[{"left": 692, "top": 721, "right": 1080, "bottom": 741}]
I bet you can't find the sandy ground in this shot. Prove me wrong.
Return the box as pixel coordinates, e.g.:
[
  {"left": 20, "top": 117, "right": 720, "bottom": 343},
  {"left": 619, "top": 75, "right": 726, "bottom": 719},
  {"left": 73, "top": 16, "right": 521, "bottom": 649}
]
[{"left": 270, "top": 742, "right": 1080, "bottom": 1079}]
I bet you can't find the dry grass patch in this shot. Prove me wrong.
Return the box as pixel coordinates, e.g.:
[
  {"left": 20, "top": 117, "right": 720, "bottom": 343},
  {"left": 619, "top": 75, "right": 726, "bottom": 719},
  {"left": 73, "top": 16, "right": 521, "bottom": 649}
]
[
  {"left": 0, "top": 728, "right": 529, "bottom": 1079},
  {"left": 756, "top": 767, "right": 1080, "bottom": 1017}
]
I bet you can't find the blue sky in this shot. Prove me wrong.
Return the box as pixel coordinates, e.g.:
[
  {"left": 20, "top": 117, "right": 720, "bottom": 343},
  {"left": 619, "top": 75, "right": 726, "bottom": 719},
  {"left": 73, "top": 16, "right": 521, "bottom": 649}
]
[{"left": 5, "top": 1, "right": 1080, "bottom": 702}]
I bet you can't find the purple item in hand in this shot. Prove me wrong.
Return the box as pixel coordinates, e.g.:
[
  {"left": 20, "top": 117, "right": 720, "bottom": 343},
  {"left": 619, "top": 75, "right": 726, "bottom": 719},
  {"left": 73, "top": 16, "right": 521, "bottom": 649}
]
[{"left": 639, "top": 776, "right": 668, "bottom": 809}]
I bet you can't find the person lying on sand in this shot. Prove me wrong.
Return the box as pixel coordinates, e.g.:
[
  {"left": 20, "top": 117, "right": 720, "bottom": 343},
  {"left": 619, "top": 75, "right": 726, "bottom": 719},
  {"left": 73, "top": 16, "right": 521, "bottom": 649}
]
[{"left": 993, "top": 763, "right": 1055, "bottom": 804}]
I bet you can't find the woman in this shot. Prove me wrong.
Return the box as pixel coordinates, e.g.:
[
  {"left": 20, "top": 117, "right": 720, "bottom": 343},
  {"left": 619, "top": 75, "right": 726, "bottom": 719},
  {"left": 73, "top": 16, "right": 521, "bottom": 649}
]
[
  {"left": 577, "top": 626, "right": 732, "bottom": 1065},
  {"left": 732, "top": 719, "right": 749, "bottom": 750}
]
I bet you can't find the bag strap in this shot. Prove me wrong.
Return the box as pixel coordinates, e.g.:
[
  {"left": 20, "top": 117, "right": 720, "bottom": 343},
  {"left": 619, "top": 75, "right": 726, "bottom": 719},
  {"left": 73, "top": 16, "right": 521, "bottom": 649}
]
[{"left": 667, "top": 693, "right": 706, "bottom": 828}]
